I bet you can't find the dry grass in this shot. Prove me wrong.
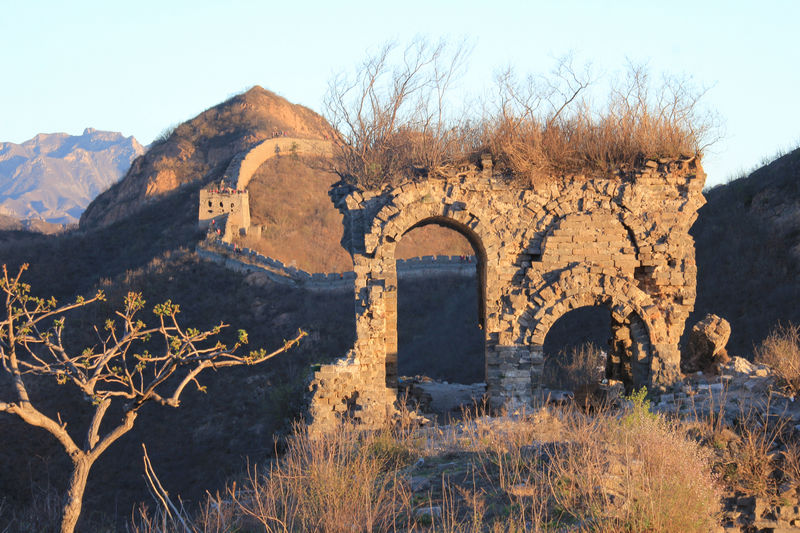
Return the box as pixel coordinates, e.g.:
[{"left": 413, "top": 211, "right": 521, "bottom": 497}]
[
  {"left": 542, "top": 341, "right": 605, "bottom": 391},
  {"left": 723, "top": 399, "right": 793, "bottom": 498},
  {"left": 482, "top": 62, "right": 715, "bottom": 185},
  {"left": 754, "top": 322, "right": 800, "bottom": 394},
  {"left": 130, "top": 395, "right": 722, "bottom": 532},
  {"left": 474, "top": 394, "right": 721, "bottom": 532},
  {"left": 224, "top": 423, "right": 411, "bottom": 532}
]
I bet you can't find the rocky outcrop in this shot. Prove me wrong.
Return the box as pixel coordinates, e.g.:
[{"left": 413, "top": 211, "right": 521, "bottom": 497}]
[
  {"left": 0, "top": 128, "right": 143, "bottom": 225},
  {"left": 79, "top": 87, "right": 336, "bottom": 229},
  {"left": 683, "top": 313, "right": 732, "bottom": 373}
]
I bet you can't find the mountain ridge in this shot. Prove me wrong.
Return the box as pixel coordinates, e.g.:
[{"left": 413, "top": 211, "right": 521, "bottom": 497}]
[{"left": 0, "top": 128, "right": 144, "bottom": 226}]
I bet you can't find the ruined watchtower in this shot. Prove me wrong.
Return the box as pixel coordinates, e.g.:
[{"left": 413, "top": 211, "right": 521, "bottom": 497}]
[
  {"left": 198, "top": 183, "right": 250, "bottom": 239},
  {"left": 309, "top": 158, "right": 706, "bottom": 430}
]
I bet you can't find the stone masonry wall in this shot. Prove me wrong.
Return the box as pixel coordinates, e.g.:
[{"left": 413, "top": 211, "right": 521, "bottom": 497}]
[
  {"left": 309, "top": 157, "right": 706, "bottom": 432},
  {"left": 197, "top": 239, "right": 476, "bottom": 290},
  {"left": 200, "top": 137, "right": 333, "bottom": 241},
  {"left": 198, "top": 187, "right": 250, "bottom": 239}
]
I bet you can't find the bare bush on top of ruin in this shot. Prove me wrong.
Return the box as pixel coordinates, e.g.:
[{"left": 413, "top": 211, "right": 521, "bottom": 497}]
[
  {"left": 324, "top": 38, "right": 473, "bottom": 189},
  {"left": 326, "top": 41, "right": 719, "bottom": 189},
  {"left": 483, "top": 59, "right": 720, "bottom": 183}
]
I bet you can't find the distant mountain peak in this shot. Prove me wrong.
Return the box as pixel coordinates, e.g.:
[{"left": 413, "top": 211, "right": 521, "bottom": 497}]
[{"left": 0, "top": 129, "right": 144, "bottom": 226}]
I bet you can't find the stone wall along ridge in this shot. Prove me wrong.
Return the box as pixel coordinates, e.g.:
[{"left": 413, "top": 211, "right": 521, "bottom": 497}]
[
  {"left": 222, "top": 137, "right": 333, "bottom": 191},
  {"left": 197, "top": 239, "right": 477, "bottom": 290},
  {"left": 200, "top": 137, "right": 334, "bottom": 242}
]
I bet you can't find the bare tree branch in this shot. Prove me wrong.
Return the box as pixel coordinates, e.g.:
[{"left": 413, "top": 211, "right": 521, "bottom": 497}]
[
  {"left": 0, "top": 263, "right": 306, "bottom": 533},
  {"left": 324, "top": 37, "right": 471, "bottom": 188}
]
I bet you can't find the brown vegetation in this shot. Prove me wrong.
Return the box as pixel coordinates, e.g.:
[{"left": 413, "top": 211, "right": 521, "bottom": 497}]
[
  {"left": 326, "top": 40, "right": 717, "bottom": 189},
  {"left": 484, "top": 61, "right": 717, "bottom": 183},
  {"left": 128, "top": 394, "right": 723, "bottom": 532},
  {"left": 755, "top": 322, "right": 800, "bottom": 394},
  {"left": 542, "top": 341, "right": 605, "bottom": 392},
  {"left": 324, "top": 39, "right": 474, "bottom": 190}
]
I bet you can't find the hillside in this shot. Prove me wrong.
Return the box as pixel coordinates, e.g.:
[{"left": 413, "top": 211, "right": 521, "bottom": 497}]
[
  {"left": 80, "top": 86, "right": 336, "bottom": 228},
  {"left": 235, "top": 153, "right": 473, "bottom": 272},
  {"left": 691, "top": 146, "right": 800, "bottom": 354},
  {"left": 0, "top": 128, "right": 143, "bottom": 225}
]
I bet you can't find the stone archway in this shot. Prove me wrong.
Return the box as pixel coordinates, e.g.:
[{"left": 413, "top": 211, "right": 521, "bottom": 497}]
[
  {"left": 310, "top": 159, "right": 705, "bottom": 432},
  {"left": 522, "top": 265, "right": 672, "bottom": 389},
  {"left": 371, "top": 208, "right": 493, "bottom": 390}
]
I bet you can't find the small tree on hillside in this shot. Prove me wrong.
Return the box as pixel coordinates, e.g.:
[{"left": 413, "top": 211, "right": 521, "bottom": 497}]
[{"left": 0, "top": 264, "right": 305, "bottom": 533}]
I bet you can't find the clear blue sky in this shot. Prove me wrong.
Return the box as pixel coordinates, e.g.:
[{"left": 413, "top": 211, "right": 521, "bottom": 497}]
[{"left": 2, "top": 0, "right": 798, "bottom": 187}]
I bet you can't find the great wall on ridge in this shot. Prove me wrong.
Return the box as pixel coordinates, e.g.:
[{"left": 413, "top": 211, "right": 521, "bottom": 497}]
[{"left": 196, "top": 136, "right": 477, "bottom": 288}]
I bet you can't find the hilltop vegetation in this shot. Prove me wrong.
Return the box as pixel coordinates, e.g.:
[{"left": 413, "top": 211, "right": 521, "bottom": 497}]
[{"left": 326, "top": 40, "right": 717, "bottom": 188}]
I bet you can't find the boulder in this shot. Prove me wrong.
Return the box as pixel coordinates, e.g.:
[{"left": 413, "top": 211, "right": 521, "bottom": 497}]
[{"left": 683, "top": 314, "right": 731, "bottom": 374}]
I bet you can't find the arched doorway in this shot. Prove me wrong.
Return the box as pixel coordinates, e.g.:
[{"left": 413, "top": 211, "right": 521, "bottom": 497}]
[
  {"left": 389, "top": 217, "right": 488, "bottom": 417},
  {"left": 541, "top": 306, "right": 611, "bottom": 391},
  {"left": 526, "top": 267, "right": 665, "bottom": 392}
]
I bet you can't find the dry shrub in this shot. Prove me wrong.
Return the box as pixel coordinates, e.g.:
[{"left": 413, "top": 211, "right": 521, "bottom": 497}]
[
  {"left": 754, "top": 322, "right": 800, "bottom": 393},
  {"left": 435, "top": 404, "right": 564, "bottom": 455},
  {"left": 227, "top": 422, "right": 410, "bottom": 532},
  {"left": 486, "top": 60, "right": 717, "bottom": 184},
  {"left": 129, "top": 493, "right": 242, "bottom": 533},
  {"left": 325, "top": 38, "right": 474, "bottom": 189},
  {"left": 542, "top": 341, "right": 605, "bottom": 391},
  {"left": 463, "top": 395, "right": 719, "bottom": 532},
  {"left": 725, "top": 401, "right": 792, "bottom": 497},
  {"left": 544, "top": 394, "right": 721, "bottom": 532},
  {"left": 124, "top": 398, "right": 723, "bottom": 531},
  {"left": 782, "top": 439, "right": 800, "bottom": 489},
  {"left": 327, "top": 41, "right": 717, "bottom": 189}
]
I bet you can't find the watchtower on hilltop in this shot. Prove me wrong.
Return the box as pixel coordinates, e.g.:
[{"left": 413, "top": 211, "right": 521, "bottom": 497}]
[{"left": 198, "top": 182, "right": 250, "bottom": 238}]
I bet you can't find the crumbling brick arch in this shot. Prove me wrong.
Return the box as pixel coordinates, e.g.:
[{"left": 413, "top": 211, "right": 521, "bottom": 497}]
[
  {"left": 368, "top": 201, "right": 497, "bottom": 389},
  {"left": 522, "top": 189, "right": 649, "bottom": 260},
  {"left": 310, "top": 160, "right": 705, "bottom": 432},
  {"left": 522, "top": 265, "right": 670, "bottom": 388}
]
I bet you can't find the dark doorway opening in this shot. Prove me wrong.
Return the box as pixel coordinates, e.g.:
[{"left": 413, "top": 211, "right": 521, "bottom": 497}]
[
  {"left": 542, "top": 306, "right": 611, "bottom": 391},
  {"left": 394, "top": 222, "right": 486, "bottom": 420}
]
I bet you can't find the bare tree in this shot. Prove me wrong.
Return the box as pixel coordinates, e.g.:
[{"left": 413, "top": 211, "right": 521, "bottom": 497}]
[
  {"left": 324, "top": 38, "right": 470, "bottom": 189},
  {"left": 486, "top": 55, "right": 595, "bottom": 181},
  {"left": 0, "top": 264, "right": 306, "bottom": 533}
]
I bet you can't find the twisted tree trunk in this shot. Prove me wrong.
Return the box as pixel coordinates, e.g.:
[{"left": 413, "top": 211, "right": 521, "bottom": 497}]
[{"left": 61, "top": 455, "right": 94, "bottom": 533}]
